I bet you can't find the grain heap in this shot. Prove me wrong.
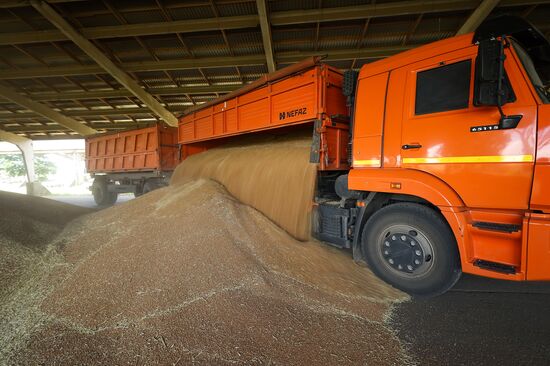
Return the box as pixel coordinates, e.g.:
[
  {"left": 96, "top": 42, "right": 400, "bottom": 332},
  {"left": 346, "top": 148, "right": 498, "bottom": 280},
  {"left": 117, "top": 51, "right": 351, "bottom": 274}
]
[
  {"left": 0, "top": 192, "right": 91, "bottom": 363},
  {"left": 1, "top": 138, "right": 410, "bottom": 365}
]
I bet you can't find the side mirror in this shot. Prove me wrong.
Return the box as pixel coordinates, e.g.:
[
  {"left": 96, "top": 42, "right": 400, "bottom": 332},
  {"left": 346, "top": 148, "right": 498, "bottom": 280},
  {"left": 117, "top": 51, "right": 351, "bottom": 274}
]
[
  {"left": 474, "top": 39, "right": 500, "bottom": 105},
  {"left": 474, "top": 38, "right": 522, "bottom": 130},
  {"left": 499, "top": 114, "right": 522, "bottom": 130},
  {"left": 474, "top": 38, "right": 515, "bottom": 107}
]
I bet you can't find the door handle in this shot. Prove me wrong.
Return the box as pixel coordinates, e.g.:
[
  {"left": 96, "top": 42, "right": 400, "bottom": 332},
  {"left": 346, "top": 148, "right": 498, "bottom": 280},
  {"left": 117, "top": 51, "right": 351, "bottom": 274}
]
[{"left": 402, "top": 144, "right": 422, "bottom": 150}]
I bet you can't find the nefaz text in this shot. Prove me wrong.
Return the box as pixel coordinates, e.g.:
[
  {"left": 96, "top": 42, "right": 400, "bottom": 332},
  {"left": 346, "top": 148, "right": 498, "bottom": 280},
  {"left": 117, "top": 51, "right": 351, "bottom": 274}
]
[{"left": 279, "top": 107, "right": 307, "bottom": 120}]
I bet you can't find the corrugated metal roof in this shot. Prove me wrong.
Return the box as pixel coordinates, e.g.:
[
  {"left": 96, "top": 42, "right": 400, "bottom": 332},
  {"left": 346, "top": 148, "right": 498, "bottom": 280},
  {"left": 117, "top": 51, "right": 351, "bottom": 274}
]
[{"left": 0, "top": 0, "right": 547, "bottom": 138}]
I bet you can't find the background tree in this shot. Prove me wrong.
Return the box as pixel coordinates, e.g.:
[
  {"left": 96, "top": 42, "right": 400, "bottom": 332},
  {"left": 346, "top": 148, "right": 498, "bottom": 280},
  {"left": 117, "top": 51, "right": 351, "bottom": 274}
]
[{"left": 0, "top": 154, "right": 56, "bottom": 180}]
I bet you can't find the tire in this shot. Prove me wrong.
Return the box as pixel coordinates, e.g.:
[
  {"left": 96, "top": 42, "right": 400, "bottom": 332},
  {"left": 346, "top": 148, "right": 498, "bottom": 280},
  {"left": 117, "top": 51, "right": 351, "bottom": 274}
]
[
  {"left": 134, "top": 183, "right": 144, "bottom": 198},
  {"left": 143, "top": 178, "right": 163, "bottom": 194},
  {"left": 362, "top": 202, "right": 461, "bottom": 297},
  {"left": 92, "top": 177, "right": 118, "bottom": 206},
  {"left": 105, "top": 191, "right": 118, "bottom": 205}
]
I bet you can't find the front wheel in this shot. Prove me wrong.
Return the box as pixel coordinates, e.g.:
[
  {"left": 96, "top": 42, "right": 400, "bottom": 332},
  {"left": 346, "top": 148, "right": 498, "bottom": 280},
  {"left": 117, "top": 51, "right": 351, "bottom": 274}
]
[{"left": 362, "top": 203, "right": 461, "bottom": 297}]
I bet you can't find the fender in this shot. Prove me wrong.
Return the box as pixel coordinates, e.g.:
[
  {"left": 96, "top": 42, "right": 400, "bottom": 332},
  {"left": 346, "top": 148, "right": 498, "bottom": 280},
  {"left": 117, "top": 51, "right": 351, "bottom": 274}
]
[
  {"left": 348, "top": 168, "right": 470, "bottom": 268},
  {"left": 348, "top": 168, "right": 465, "bottom": 208}
]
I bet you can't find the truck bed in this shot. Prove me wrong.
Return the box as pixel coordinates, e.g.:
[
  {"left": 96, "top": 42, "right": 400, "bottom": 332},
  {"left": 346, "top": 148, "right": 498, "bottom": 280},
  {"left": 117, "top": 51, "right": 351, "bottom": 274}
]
[
  {"left": 86, "top": 124, "right": 179, "bottom": 174},
  {"left": 178, "top": 58, "right": 350, "bottom": 171}
]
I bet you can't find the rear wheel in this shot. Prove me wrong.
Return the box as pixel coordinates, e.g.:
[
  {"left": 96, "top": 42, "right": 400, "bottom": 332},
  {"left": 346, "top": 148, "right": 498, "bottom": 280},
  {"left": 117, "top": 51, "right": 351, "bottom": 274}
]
[
  {"left": 133, "top": 183, "right": 144, "bottom": 198},
  {"left": 92, "top": 177, "right": 118, "bottom": 206},
  {"left": 362, "top": 203, "right": 461, "bottom": 297},
  {"left": 143, "top": 178, "right": 163, "bottom": 194}
]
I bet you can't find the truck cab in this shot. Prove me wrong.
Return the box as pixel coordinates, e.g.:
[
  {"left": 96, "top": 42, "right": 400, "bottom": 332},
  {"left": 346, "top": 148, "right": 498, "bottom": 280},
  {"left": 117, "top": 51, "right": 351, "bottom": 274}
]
[
  {"left": 338, "top": 16, "right": 550, "bottom": 295},
  {"left": 175, "top": 15, "right": 549, "bottom": 296}
]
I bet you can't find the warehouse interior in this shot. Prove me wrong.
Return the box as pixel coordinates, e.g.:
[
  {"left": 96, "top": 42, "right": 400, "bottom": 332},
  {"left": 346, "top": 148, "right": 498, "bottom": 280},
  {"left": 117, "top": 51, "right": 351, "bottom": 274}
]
[
  {"left": 0, "top": 0, "right": 547, "bottom": 140},
  {"left": 1, "top": 1, "right": 550, "bottom": 365}
]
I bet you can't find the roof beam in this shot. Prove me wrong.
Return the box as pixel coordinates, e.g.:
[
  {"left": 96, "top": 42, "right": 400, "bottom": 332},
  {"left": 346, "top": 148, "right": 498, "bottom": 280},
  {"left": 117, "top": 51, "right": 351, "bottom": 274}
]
[
  {"left": 30, "top": 0, "right": 179, "bottom": 127},
  {"left": 0, "top": 0, "right": 86, "bottom": 7},
  {"left": 0, "top": 15, "right": 259, "bottom": 46},
  {"left": 457, "top": 0, "right": 501, "bottom": 35},
  {"left": 0, "top": 106, "right": 186, "bottom": 119},
  {"left": 0, "top": 85, "right": 237, "bottom": 102},
  {"left": 0, "top": 46, "right": 408, "bottom": 79},
  {"left": 0, "top": 83, "right": 97, "bottom": 135},
  {"left": 270, "top": 0, "right": 538, "bottom": 24},
  {"left": 0, "top": 54, "right": 267, "bottom": 79},
  {"left": 1, "top": 122, "right": 149, "bottom": 133},
  {"left": 0, "top": 128, "right": 30, "bottom": 144},
  {"left": 256, "top": 0, "right": 276, "bottom": 73},
  {"left": 0, "top": 0, "right": 540, "bottom": 46},
  {"left": 277, "top": 45, "right": 410, "bottom": 63}
]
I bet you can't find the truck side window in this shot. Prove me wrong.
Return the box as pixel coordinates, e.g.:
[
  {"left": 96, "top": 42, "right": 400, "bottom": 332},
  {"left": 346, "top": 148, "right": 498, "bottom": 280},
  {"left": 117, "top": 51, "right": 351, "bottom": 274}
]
[{"left": 415, "top": 60, "right": 471, "bottom": 115}]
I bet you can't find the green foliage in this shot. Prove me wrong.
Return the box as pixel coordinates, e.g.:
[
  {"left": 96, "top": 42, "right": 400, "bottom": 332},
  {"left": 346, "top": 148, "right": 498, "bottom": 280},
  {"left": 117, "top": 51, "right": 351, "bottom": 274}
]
[{"left": 0, "top": 154, "right": 56, "bottom": 180}]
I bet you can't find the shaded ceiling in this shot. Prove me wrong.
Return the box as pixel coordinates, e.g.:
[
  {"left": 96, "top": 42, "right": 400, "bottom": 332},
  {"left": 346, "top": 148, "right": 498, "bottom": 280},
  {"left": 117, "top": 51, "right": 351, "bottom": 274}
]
[{"left": 0, "top": 0, "right": 548, "bottom": 139}]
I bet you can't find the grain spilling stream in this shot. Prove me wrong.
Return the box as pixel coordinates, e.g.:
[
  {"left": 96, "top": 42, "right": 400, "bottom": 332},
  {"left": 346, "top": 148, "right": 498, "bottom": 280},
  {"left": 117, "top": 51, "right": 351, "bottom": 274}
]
[
  {"left": 1, "top": 138, "right": 410, "bottom": 365},
  {"left": 171, "top": 133, "right": 318, "bottom": 241}
]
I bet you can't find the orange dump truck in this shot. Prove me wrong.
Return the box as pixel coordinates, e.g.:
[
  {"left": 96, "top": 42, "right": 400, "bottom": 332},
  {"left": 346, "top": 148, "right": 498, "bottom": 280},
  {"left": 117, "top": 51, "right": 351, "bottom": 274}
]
[
  {"left": 179, "top": 16, "right": 550, "bottom": 296},
  {"left": 85, "top": 124, "right": 179, "bottom": 206}
]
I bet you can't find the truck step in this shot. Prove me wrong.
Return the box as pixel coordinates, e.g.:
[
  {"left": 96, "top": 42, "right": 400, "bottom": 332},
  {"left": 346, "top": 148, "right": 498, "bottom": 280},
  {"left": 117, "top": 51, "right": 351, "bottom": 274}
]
[
  {"left": 473, "top": 259, "right": 516, "bottom": 274},
  {"left": 472, "top": 221, "right": 521, "bottom": 233}
]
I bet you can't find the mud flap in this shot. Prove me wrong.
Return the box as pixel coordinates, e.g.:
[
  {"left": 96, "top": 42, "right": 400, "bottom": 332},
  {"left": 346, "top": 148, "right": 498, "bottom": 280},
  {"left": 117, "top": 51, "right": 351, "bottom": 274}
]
[{"left": 310, "top": 120, "right": 322, "bottom": 164}]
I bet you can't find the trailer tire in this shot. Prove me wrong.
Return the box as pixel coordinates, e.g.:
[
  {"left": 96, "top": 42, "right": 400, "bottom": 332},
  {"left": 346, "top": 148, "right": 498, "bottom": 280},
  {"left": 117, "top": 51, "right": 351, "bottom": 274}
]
[
  {"left": 362, "top": 202, "right": 461, "bottom": 297},
  {"left": 92, "top": 177, "right": 118, "bottom": 206},
  {"left": 143, "top": 179, "right": 162, "bottom": 194},
  {"left": 134, "top": 183, "right": 144, "bottom": 198}
]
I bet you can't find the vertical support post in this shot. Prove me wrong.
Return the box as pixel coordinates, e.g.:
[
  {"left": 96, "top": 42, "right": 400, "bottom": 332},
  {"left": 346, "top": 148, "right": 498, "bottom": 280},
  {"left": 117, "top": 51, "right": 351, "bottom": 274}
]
[
  {"left": 16, "top": 140, "right": 36, "bottom": 187},
  {"left": 0, "top": 129, "right": 48, "bottom": 196}
]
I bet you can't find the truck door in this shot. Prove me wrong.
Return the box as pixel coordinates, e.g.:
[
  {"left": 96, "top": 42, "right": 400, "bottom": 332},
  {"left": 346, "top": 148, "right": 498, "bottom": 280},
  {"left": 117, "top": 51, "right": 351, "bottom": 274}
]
[{"left": 400, "top": 46, "right": 537, "bottom": 210}]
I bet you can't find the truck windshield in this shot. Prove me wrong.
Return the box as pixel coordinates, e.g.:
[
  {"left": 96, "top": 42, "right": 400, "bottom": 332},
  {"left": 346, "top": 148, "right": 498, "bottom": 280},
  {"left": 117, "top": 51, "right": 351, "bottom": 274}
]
[{"left": 511, "top": 39, "right": 550, "bottom": 104}]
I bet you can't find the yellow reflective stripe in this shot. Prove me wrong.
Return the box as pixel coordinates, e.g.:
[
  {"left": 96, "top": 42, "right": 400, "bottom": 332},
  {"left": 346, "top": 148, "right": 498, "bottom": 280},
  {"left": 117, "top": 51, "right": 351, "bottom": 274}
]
[
  {"left": 353, "top": 159, "right": 381, "bottom": 167},
  {"left": 402, "top": 155, "right": 534, "bottom": 164}
]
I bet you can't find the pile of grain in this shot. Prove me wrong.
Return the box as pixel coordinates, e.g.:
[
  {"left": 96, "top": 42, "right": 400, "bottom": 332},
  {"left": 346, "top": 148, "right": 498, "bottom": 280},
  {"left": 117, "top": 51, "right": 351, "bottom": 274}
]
[
  {"left": 0, "top": 192, "right": 91, "bottom": 363},
  {"left": 0, "top": 191, "right": 91, "bottom": 301},
  {"left": 1, "top": 138, "right": 410, "bottom": 365}
]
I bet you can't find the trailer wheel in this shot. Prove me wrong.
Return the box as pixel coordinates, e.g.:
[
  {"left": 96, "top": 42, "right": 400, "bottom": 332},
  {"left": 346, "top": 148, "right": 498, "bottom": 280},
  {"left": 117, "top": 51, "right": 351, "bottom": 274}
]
[
  {"left": 92, "top": 177, "right": 118, "bottom": 206},
  {"left": 134, "top": 183, "right": 144, "bottom": 198},
  {"left": 362, "top": 203, "right": 461, "bottom": 297},
  {"left": 143, "top": 178, "right": 163, "bottom": 194}
]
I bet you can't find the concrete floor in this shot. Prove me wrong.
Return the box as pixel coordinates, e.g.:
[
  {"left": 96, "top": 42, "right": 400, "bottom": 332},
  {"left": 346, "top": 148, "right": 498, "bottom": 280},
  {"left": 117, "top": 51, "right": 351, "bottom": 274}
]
[
  {"left": 44, "top": 193, "right": 134, "bottom": 208},
  {"left": 392, "top": 275, "right": 550, "bottom": 365}
]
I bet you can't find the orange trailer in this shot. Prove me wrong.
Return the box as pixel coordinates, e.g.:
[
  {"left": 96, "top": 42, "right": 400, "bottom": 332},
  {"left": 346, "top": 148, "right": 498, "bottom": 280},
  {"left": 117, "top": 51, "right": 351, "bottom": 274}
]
[
  {"left": 178, "top": 16, "right": 550, "bottom": 296},
  {"left": 85, "top": 124, "right": 178, "bottom": 205},
  {"left": 178, "top": 57, "right": 349, "bottom": 171}
]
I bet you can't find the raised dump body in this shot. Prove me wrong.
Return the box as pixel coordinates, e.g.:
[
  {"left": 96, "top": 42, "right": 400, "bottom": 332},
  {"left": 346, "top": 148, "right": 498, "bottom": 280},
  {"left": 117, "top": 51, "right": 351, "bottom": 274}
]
[
  {"left": 178, "top": 58, "right": 349, "bottom": 171},
  {"left": 85, "top": 124, "right": 179, "bottom": 205}
]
